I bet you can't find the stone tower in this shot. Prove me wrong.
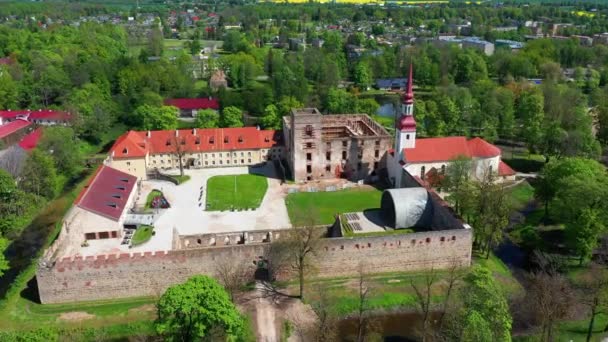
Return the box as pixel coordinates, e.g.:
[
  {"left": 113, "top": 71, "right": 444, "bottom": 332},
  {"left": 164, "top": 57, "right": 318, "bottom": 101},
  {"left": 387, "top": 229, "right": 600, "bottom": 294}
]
[{"left": 289, "top": 108, "right": 323, "bottom": 182}]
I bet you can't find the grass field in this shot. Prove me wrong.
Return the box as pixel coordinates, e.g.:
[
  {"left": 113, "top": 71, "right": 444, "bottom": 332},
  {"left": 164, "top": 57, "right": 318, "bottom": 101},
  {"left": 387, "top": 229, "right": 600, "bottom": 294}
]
[
  {"left": 286, "top": 187, "right": 382, "bottom": 226},
  {"left": 206, "top": 174, "right": 268, "bottom": 211},
  {"left": 508, "top": 181, "right": 535, "bottom": 210},
  {"left": 303, "top": 253, "right": 518, "bottom": 317}
]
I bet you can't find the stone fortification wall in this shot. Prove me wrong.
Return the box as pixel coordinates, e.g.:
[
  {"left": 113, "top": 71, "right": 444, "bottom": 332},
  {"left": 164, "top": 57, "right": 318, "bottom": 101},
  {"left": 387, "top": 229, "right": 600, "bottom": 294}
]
[{"left": 37, "top": 228, "right": 472, "bottom": 304}]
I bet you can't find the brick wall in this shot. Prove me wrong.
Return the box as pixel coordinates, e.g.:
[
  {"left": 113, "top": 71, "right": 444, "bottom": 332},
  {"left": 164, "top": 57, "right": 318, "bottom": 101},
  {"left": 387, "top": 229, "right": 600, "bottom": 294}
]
[{"left": 37, "top": 228, "right": 472, "bottom": 304}]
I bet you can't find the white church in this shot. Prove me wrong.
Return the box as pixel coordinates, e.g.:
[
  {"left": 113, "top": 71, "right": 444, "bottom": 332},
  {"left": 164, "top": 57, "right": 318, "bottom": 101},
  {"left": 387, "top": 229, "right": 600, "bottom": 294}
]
[{"left": 387, "top": 65, "right": 516, "bottom": 188}]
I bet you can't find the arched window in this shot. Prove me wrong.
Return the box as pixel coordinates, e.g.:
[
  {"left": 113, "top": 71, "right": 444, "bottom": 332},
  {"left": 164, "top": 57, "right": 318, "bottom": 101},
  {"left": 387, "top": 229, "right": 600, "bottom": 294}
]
[{"left": 420, "top": 166, "right": 426, "bottom": 179}]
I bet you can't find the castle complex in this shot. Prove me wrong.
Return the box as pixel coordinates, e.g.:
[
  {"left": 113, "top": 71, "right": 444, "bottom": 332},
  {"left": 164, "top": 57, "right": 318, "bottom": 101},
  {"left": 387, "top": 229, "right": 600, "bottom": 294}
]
[{"left": 36, "top": 65, "right": 513, "bottom": 304}]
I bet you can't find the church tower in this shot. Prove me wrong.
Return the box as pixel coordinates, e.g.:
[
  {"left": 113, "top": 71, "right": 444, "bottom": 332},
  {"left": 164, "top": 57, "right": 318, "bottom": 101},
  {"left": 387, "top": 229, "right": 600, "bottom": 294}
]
[{"left": 394, "top": 63, "right": 416, "bottom": 155}]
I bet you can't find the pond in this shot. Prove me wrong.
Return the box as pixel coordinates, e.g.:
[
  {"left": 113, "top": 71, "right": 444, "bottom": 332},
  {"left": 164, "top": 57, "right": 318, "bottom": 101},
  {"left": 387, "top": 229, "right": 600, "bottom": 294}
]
[{"left": 336, "top": 311, "right": 441, "bottom": 342}]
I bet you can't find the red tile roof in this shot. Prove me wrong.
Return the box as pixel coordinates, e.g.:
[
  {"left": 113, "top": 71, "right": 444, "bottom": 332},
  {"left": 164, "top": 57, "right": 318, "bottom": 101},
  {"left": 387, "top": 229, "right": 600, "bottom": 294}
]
[
  {"left": 0, "top": 120, "right": 31, "bottom": 139},
  {"left": 18, "top": 128, "right": 43, "bottom": 150},
  {"left": 76, "top": 165, "right": 137, "bottom": 221},
  {"left": 110, "top": 127, "right": 282, "bottom": 159},
  {"left": 0, "top": 110, "right": 30, "bottom": 120},
  {"left": 467, "top": 137, "right": 501, "bottom": 158},
  {"left": 403, "top": 136, "right": 501, "bottom": 163},
  {"left": 0, "top": 109, "right": 71, "bottom": 122},
  {"left": 164, "top": 98, "right": 219, "bottom": 110},
  {"left": 397, "top": 115, "right": 416, "bottom": 131},
  {"left": 498, "top": 160, "right": 516, "bottom": 176}
]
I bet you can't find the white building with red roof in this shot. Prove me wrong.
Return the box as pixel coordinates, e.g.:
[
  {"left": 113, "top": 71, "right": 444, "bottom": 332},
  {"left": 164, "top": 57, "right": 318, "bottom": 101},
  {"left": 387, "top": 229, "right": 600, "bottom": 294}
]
[
  {"left": 387, "top": 65, "right": 516, "bottom": 188},
  {"left": 0, "top": 109, "right": 71, "bottom": 126},
  {"left": 107, "top": 127, "right": 284, "bottom": 179},
  {"left": 53, "top": 165, "right": 139, "bottom": 254}
]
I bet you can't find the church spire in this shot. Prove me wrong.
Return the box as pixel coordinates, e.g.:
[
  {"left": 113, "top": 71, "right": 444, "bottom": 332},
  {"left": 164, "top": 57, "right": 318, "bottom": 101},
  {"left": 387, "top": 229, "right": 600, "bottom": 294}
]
[
  {"left": 395, "top": 63, "right": 416, "bottom": 152},
  {"left": 404, "top": 62, "right": 414, "bottom": 106}
]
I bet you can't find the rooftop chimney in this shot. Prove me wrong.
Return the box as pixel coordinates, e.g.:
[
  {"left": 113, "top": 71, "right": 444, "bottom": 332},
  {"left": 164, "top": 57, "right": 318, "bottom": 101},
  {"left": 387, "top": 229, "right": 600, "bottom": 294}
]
[
  {"left": 175, "top": 130, "right": 179, "bottom": 137},
  {"left": 147, "top": 130, "right": 151, "bottom": 138},
  {"left": 192, "top": 128, "right": 197, "bottom": 135}
]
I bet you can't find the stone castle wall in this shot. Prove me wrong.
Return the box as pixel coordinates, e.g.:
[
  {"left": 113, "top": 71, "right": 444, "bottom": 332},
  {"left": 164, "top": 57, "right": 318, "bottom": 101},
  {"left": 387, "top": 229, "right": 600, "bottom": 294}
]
[{"left": 37, "top": 228, "right": 472, "bottom": 304}]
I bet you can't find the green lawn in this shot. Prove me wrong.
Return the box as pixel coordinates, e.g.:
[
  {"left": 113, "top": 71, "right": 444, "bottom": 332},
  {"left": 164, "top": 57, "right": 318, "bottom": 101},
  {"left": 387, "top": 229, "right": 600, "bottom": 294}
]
[
  {"left": 131, "top": 225, "right": 154, "bottom": 246},
  {"left": 286, "top": 187, "right": 382, "bottom": 226},
  {"left": 508, "top": 181, "right": 535, "bottom": 210},
  {"left": 206, "top": 174, "right": 268, "bottom": 211},
  {"left": 173, "top": 175, "right": 191, "bottom": 184}
]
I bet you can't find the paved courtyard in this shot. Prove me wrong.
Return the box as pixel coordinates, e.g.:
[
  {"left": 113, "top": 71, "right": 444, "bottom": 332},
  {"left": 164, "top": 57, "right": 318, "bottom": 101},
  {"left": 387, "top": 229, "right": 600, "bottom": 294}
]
[
  {"left": 73, "top": 163, "right": 291, "bottom": 256},
  {"left": 138, "top": 163, "right": 291, "bottom": 249}
]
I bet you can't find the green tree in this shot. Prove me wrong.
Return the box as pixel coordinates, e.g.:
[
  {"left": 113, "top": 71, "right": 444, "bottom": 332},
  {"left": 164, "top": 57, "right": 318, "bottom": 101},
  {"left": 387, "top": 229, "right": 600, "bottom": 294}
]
[
  {"left": 67, "top": 83, "right": 116, "bottom": 143},
  {"left": 260, "top": 104, "right": 281, "bottom": 130},
  {"left": 353, "top": 62, "right": 372, "bottom": 90},
  {"left": 443, "top": 156, "right": 474, "bottom": 217},
  {"left": 537, "top": 157, "right": 606, "bottom": 220},
  {"left": 132, "top": 105, "right": 179, "bottom": 131},
  {"left": 156, "top": 275, "right": 245, "bottom": 341},
  {"left": 277, "top": 96, "right": 303, "bottom": 117},
  {"left": 326, "top": 88, "right": 357, "bottom": 114},
  {"left": 221, "top": 106, "right": 244, "bottom": 128},
  {"left": 38, "top": 127, "right": 82, "bottom": 178},
  {"left": 195, "top": 109, "right": 220, "bottom": 129},
  {"left": 356, "top": 98, "right": 380, "bottom": 116},
  {"left": 518, "top": 88, "right": 545, "bottom": 152},
  {"left": 566, "top": 208, "right": 605, "bottom": 265},
  {"left": 0, "top": 66, "right": 18, "bottom": 109},
  {"left": 19, "top": 149, "right": 58, "bottom": 199},
  {"left": 461, "top": 310, "right": 493, "bottom": 342},
  {"left": 460, "top": 266, "right": 512, "bottom": 342},
  {"left": 0, "top": 237, "right": 8, "bottom": 277}
]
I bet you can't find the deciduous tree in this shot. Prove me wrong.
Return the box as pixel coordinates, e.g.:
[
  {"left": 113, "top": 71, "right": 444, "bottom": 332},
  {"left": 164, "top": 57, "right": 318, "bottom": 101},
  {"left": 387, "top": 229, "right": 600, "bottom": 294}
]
[
  {"left": 132, "top": 105, "right": 179, "bottom": 131},
  {"left": 155, "top": 275, "right": 245, "bottom": 341},
  {"left": 194, "top": 109, "right": 220, "bottom": 128},
  {"left": 220, "top": 106, "right": 244, "bottom": 128},
  {"left": 38, "top": 127, "right": 83, "bottom": 178},
  {"left": 19, "top": 149, "right": 58, "bottom": 200}
]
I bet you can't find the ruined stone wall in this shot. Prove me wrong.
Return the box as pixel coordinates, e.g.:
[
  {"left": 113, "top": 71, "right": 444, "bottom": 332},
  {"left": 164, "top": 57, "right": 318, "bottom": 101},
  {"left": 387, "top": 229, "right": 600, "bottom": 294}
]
[{"left": 37, "top": 228, "right": 472, "bottom": 304}]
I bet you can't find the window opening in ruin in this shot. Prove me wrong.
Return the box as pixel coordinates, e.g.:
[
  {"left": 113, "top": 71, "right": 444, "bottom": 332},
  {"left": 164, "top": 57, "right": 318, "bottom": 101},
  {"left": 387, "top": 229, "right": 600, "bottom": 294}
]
[
  {"left": 342, "top": 140, "right": 347, "bottom": 147},
  {"left": 342, "top": 151, "right": 347, "bottom": 160},
  {"left": 325, "top": 164, "right": 331, "bottom": 172},
  {"left": 305, "top": 125, "right": 313, "bottom": 136},
  {"left": 375, "top": 150, "right": 380, "bottom": 158},
  {"left": 326, "top": 152, "right": 331, "bottom": 160},
  {"left": 307, "top": 153, "right": 312, "bottom": 161},
  {"left": 306, "top": 165, "right": 312, "bottom": 173},
  {"left": 306, "top": 142, "right": 312, "bottom": 149}
]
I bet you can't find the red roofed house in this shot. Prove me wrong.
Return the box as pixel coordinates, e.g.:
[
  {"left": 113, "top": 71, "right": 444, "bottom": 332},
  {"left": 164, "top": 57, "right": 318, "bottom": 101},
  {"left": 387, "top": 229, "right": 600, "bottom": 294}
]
[
  {"left": 18, "top": 128, "right": 43, "bottom": 151},
  {"left": 59, "top": 165, "right": 138, "bottom": 244},
  {"left": 164, "top": 98, "right": 220, "bottom": 118},
  {"left": 0, "top": 119, "right": 32, "bottom": 146},
  {"left": 387, "top": 64, "right": 516, "bottom": 188},
  {"left": 0, "top": 109, "right": 71, "bottom": 126},
  {"left": 107, "top": 127, "right": 284, "bottom": 179}
]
